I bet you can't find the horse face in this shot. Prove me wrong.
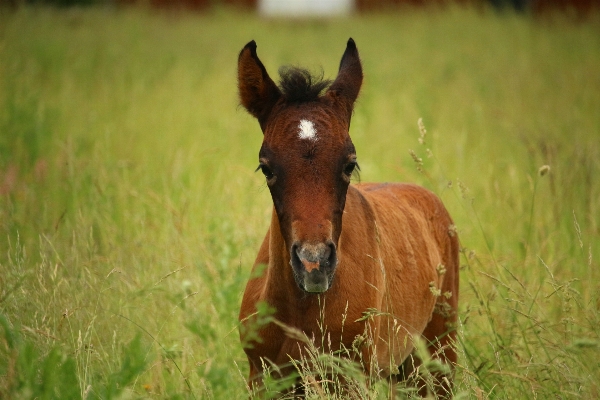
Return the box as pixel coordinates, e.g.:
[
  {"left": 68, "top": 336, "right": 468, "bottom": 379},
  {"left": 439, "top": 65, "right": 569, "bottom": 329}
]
[
  {"left": 259, "top": 108, "right": 358, "bottom": 292},
  {"left": 238, "top": 39, "right": 363, "bottom": 293}
]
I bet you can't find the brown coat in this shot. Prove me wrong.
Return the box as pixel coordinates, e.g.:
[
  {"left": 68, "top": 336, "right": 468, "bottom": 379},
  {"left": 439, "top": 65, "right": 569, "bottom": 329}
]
[
  {"left": 240, "top": 183, "right": 459, "bottom": 381},
  {"left": 237, "top": 38, "right": 459, "bottom": 395}
]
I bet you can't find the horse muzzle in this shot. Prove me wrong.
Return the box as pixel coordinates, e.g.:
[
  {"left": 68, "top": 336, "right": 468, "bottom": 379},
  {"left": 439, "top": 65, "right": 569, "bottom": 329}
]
[{"left": 290, "top": 241, "right": 338, "bottom": 293}]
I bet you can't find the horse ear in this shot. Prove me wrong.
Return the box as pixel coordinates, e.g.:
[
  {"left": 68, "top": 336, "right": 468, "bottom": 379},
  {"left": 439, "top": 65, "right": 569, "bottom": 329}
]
[
  {"left": 238, "top": 40, "right": 281, "bottom": 131},
  {"left": 326, "top": 38, "right": 363, "bottom": 123}
]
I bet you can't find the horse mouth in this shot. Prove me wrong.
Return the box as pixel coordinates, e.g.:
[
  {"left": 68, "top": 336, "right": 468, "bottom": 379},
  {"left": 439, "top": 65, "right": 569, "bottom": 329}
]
[
  {"left": 290, "top": 242, "right": 337, "bottom": 293},
  {"left": 299, "top": 269, "right": 334, "bottom": 293}
]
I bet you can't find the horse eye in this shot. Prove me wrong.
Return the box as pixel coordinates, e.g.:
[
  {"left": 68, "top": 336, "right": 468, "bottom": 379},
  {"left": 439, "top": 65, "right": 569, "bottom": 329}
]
[
  {"left": 343, "top": 162, "right": 357, "bottom": 177},
  {"left": 256, "top": 164, "right": 274, "bottom": 180}
]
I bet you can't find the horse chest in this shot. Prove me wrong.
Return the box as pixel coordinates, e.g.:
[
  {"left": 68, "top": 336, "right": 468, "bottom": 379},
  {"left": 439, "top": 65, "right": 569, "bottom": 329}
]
[{"left": 249, "top": 310, "right": 366, "bottom": 368}]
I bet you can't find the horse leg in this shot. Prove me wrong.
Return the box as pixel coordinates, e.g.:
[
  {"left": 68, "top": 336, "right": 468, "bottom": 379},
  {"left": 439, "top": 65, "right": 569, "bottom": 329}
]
[
  {"left": 393, "top": 297, "right": 458, "bottom": 398},
  {"left": 420, "top": 305, "right": 457, "bottom": 399},
  {"left": 418, "top": 231, "right": 460, "bottom": 398}
]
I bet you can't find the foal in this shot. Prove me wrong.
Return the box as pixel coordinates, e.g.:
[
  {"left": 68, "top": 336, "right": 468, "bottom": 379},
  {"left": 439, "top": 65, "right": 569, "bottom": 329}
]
[{"left": 238, "top": 38, "right": 459, "bottom": 397}]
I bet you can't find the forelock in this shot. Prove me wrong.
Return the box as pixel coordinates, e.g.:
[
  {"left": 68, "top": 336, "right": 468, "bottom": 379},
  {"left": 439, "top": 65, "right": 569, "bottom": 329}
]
[{"left": 278, "top": 66, "right": 332, "bottom": 104}]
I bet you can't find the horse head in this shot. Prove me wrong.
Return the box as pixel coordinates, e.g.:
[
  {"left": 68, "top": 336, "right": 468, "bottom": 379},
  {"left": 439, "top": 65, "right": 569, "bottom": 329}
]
[{"left": 238, "top": 39, "right": 363, "bottom": 293}]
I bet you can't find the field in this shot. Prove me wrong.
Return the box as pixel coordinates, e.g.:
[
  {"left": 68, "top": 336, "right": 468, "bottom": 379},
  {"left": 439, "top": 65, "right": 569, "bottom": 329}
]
[{"left": 1, "top": 4, "right": 600, "bottom": 399}]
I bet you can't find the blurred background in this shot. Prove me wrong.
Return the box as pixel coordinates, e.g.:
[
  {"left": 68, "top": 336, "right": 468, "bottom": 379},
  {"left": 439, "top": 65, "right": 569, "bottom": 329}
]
[
  {"left": 2, "top": 0, "right": 599, "bottom": 15},
  {"left": 1, "top": 0, "right": 599, "bottom": 398}
]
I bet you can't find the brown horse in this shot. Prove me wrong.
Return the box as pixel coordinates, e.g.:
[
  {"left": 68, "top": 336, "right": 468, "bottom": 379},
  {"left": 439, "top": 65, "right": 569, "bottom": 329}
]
[{"left": 237, "top": 38, "right": 459, "bottom": 397}]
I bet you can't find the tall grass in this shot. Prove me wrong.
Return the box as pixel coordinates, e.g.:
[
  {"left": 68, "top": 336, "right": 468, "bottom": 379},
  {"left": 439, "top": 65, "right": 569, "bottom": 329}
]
[{"left": 1, "top": 4, "right": 599, "bottom": 398}]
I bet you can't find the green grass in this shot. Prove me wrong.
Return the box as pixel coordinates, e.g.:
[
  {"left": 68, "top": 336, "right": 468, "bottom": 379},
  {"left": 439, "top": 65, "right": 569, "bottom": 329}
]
[{"left": 1, "top": 4, "right": 599, "bottom": 398}]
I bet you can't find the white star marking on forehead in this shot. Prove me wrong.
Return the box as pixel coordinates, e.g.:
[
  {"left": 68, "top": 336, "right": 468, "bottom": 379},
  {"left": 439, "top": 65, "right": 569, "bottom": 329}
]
[{"left": 298, "top": 119, "right": 317, "bottom": 141}]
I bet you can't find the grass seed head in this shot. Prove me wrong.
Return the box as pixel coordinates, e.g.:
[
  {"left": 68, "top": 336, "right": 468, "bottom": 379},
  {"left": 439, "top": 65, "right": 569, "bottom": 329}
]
[
  {"left": 436, "top": 263, "right": 447, "bottom": 276},
  {"left": 417, "top": 117, "right": 427, "bottom": 145},
  {"left": 429, "top": 281, "right": 441, "bottom": 297},
  {"left": 448, "top": 224, "right": 458, "bottom": 237},
  {"left": 409, "top": 149, "right": 424, "bottom": 173}
]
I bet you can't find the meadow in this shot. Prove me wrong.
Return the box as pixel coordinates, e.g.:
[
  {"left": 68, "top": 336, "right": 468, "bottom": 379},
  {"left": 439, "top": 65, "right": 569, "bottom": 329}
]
[{"left": 1, "top": 4, "right": 599, "bottom": 398}]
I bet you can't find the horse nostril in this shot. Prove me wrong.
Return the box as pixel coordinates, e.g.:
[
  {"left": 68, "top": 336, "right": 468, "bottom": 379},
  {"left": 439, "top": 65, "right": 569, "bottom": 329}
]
[
  {"left": 291, "top": 242, "right": 336, "bottom": 267},
  {"left": 290, "top": 243, "right": 301, "bottom": 267},
  {"left": 326, "top": 242, "right": 337, "bottom": 268}
]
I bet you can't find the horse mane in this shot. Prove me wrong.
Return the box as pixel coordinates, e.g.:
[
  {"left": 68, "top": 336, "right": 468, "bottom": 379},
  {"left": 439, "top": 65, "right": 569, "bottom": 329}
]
[{"left": 278, "top": 66, "right": 332, "bottom": 103}]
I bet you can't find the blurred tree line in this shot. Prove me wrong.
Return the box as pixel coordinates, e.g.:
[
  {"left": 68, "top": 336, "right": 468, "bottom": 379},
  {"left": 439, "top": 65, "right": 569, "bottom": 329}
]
[
  {"left": 1, "top": 0, "right": 98, "bottom": 5},
  {"left": 0, "top": 0, "right": 597, "bottom": 17}
]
